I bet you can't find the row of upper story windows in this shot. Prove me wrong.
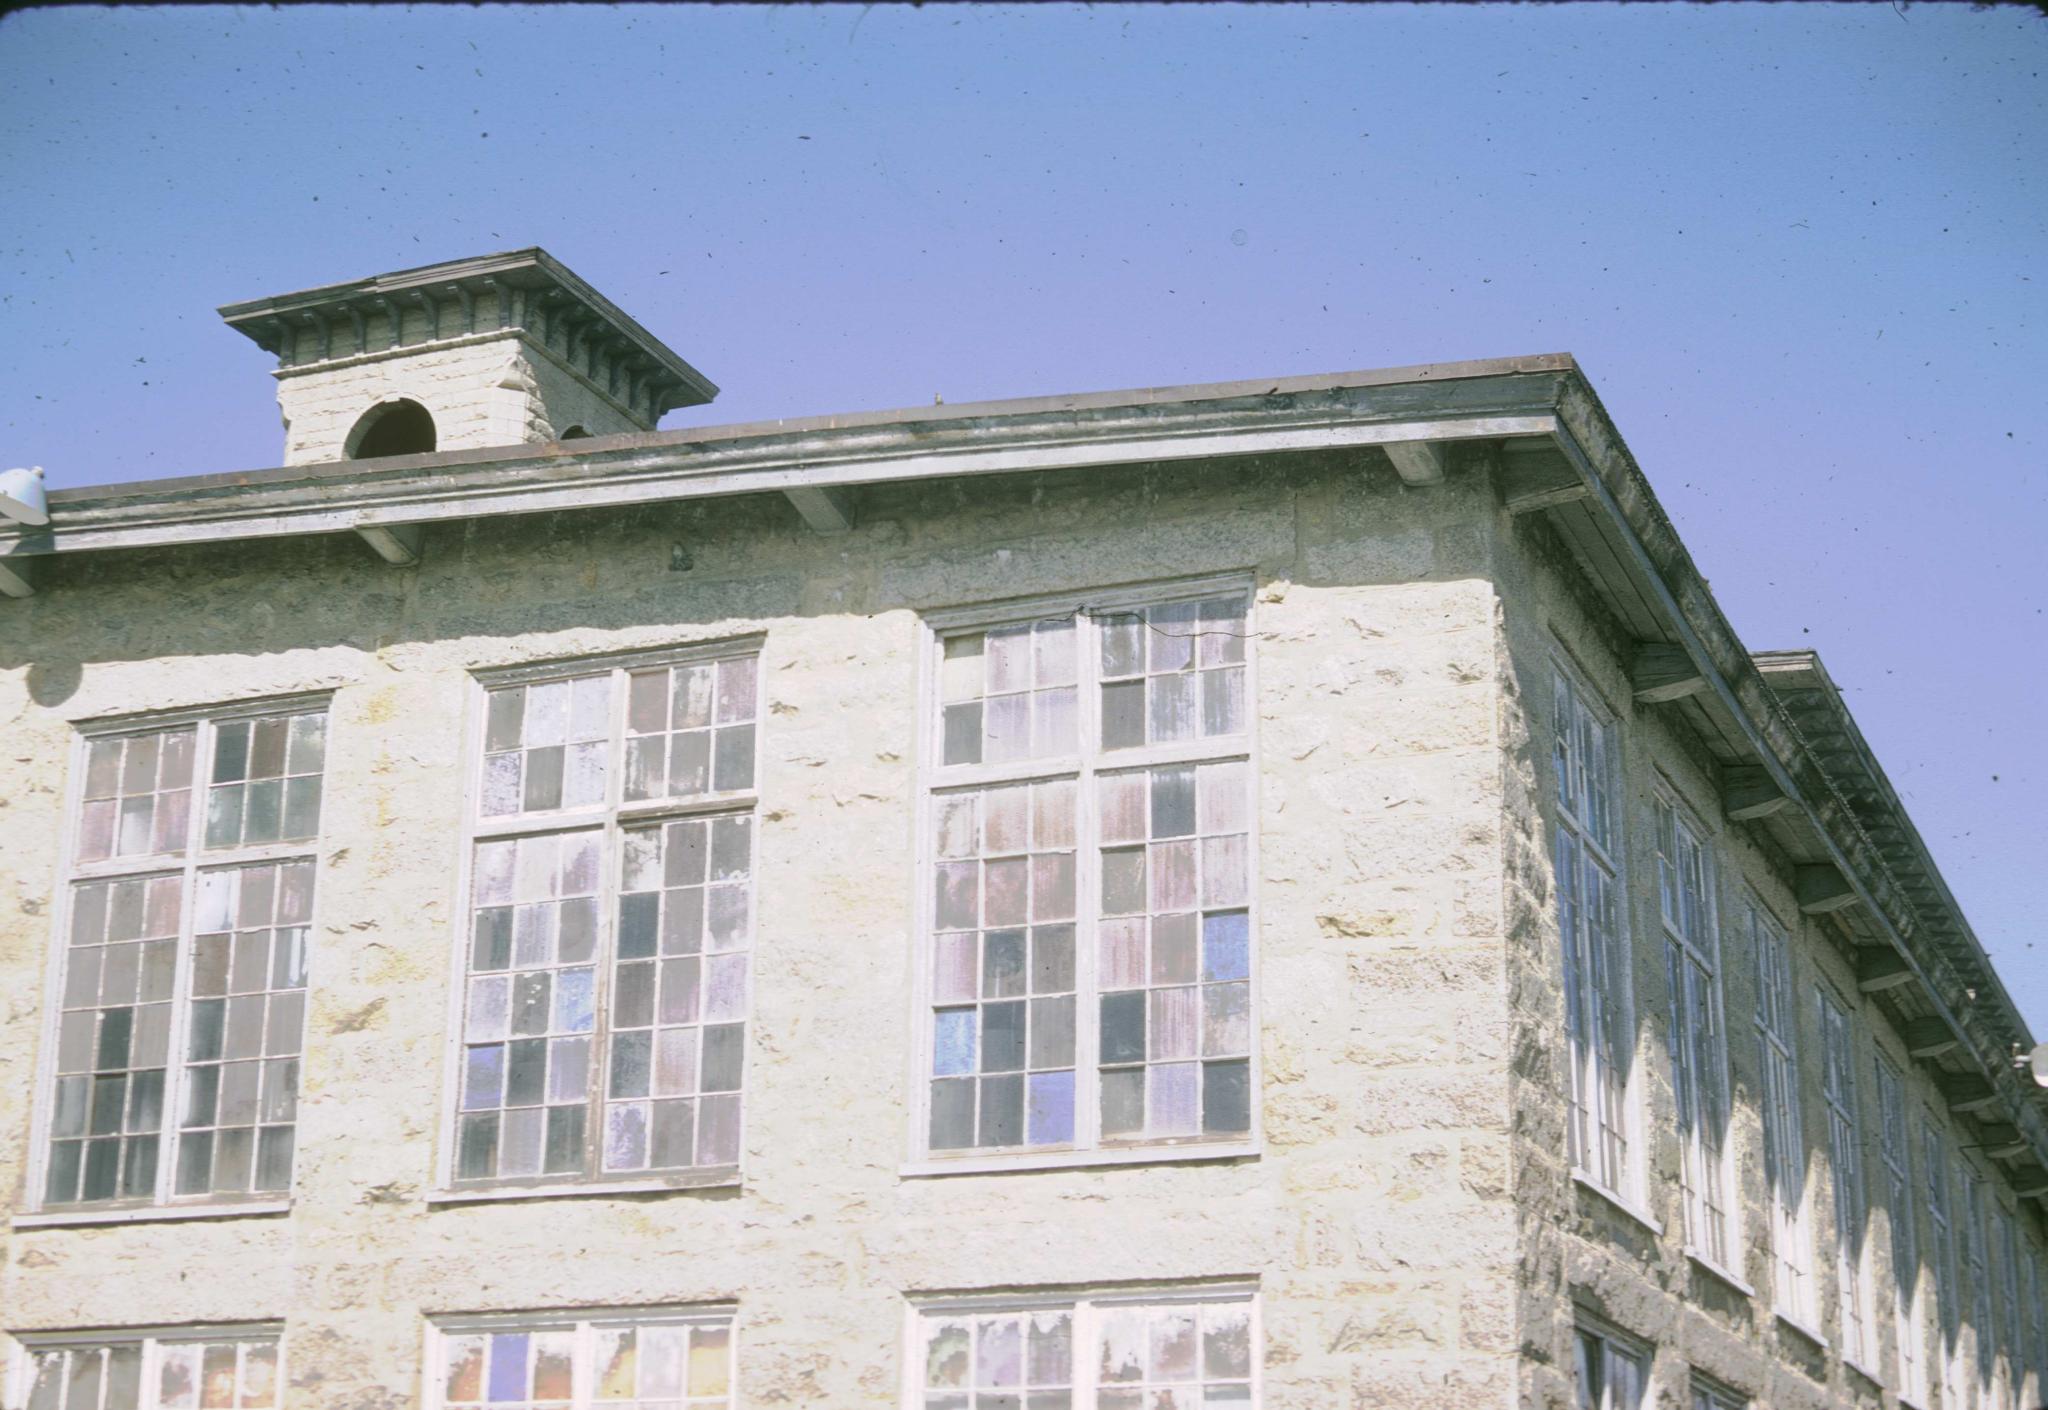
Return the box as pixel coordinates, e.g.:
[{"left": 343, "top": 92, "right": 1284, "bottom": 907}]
[
  {"left": 26, "top": 579, "right": 1260, "bottom": 1214},
  {"left": 1551, "top": 660, "right": 2048, "bottom": 1410},
  {"left": 6, "top": 1288, "right": 1258, "bottom": 1408}
]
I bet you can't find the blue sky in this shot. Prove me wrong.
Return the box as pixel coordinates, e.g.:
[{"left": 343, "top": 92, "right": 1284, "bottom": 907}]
[{"left": 3, "top": 5, "right": 2043, "bottom": 1033}]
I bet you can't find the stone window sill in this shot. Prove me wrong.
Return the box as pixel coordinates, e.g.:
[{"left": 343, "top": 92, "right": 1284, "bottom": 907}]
[
  {"left": 1775, "top": 1307, "right": 1830, "bottom": 1351},
  {"left": 1684, "top": 1247, "right": 1757, "bottom": 1299},
  {"left": 904, "top": 1142, "right": 1260, "bottom": 1179},
  {"left": 1571, "top": 1169, "right": 1664, "bottom": 1236},
  {"left": 13, "top": 1200, "right": 290, "bottom": 1230},
  {"left": 1843, "top": 1353, "right": 1885, "bottom": 1389},
  {"left": 427, "top": 1169, "right": 741, "bottom": 1206}
]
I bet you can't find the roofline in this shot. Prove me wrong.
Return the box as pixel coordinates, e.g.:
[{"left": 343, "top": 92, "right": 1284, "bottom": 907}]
[
  {"left": 217, "top": 247, "right": 718, "bottom": 410},
  {"left": 48, "top": 352, "right": 1582, "bottom": 509},
  {"left": 5, "top": 347, "right": 2042, "bottom": 1189}
]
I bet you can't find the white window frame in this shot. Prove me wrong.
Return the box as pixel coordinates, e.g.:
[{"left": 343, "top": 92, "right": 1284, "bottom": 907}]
[
  {"left": 1818, "top": 985, "right": 1872, "bottom": 1372},
  {"left": 432, "top": 638, "right": 763, "bottom": 1201},
  {"left": 7, "top": 1321, "right": 285, "bottom": 1410},
  {"left": 1573, "top": 1315, "right": 1650, "bottom": 1410},
  {"left": 901, "top": 1282, "right": 1260, "bottom": 1409},
  {"left": 1925, "top": 1112, "right": 1967, "bottom": 1410},
  {"left": 2024, "top": 1245, "right": 2046, "bottom": 1410},
  {"left": 1653, "top": 783, "right": 1737, "bottom": 1276},
  {"left": 1991, "top": 1205, "right": 2021, "bottom": 1410},
  {"left": 1748, "top": 894, "right": 1816, "bottom": 1331},
  {"left": 1689, "top": 1375, "right": 1747, "bottom": 1410},
  {"left": 23, "top": 693, "right": 332, "bottom": 1224},
  {"left": 1960, "top": 1158, "right": 1994, "bottom": 1404},
  {"left": 906, "top": 573, "right": 1261, "bottom": 1174},
  {"left": 1551, "top": 655, "right": 1640, "bottom": 1209},
  {"left": 422, "top": 1303, "right": 736, "bottom": 1410},
  {"left": 1873, "top": 1054, "right": 1927, "bottom": 1406}
]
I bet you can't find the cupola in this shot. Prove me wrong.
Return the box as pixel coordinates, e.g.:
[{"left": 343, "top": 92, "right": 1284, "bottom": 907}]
[{"left": 219, "top": 248, "right": 716, "bottom": 466}]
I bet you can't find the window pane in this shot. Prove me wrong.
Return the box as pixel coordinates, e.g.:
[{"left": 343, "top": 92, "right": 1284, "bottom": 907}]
[
  {"left": 440, "top": 1316, "right": 734, "bottom": 1408},
  {"left": 917, "top": 1299, "right": 1251, "bottom": 1404},
  {"left": 458, "top": 830, "right": 604, "bottom": 1181},
  {"left": 606, "top": 814, "right": 753, "bottom": 1173},
  {"left": 46, "top": 874, "right": 182, "bottom": 1205},
  {"left": 176, "top": 860, "right": 315, "bottom": 1197},
  {"left": 939, "top": 619, "right": 1080, "bottom": 767},
  {"left": 1097, "top": 761, "right": 1252, "bottom": 1141},
  {"left": 81, "top": 726, "right": 196, "bottom": 861},
  {"left": 1096, "top": 597, "right": 1247, "bottom": 752},
  {"left": 480, "top": 677, "right": 612, "bottom": 816},
  {"left": 622, "top": 657, "right": 758, "bottom": 803},
  {"left": 204, "top": 711, "right": 325, "bottom": 848},
  {"left": 929, "top": 780, "right": 1078, "bottom": 1151}
]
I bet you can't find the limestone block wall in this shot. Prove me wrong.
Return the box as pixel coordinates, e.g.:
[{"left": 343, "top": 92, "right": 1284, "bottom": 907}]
[
  {"left": 0, "top": 451, "right": 1519, "bottom": 1409},
  {"left": 273, "top": 332, "right": 649, "bottom": 466},
  {"left": 1493, "top": 510, "right": 2048, "bottom": 1410}
]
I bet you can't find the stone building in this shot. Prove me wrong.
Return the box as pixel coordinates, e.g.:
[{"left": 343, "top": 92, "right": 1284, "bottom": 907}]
[{"left": 1, "top": 250, "right": 2043, "bottom": 1410}]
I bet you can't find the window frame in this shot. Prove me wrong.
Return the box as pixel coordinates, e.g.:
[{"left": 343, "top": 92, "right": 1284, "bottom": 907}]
[
  {"left": 1652, "top": 781, "right": 1738, "bottom": 1275},
  {"left": 1747, "top": 892, "right": 1817, "bottom": 1331},
  {"left": 421, "top": 1303, "right": 737, "bottom": 1410},
  {"left": 1550, "top": 653, "right": 1641, "bottom": 1208},
  {"left": 432, "top": 638, "right": 764, "bottom": 1199},
  {"left": 7, "top": 1321, "right": 285, "bottom": 1410},
  {"left": 1817, "top": 983, "right": 1872, "bottom": 1372},
  {"left": 901, "top": 1281, "right": 1261, "bottom": 1409},
  {"left": 1572, "top": 1315, "right": 1650, "bottom": 1410},
  {"left": 1873, "top": 1053, "right": 1927, "bottom": 1406},
  {"left": 906, "top": 574, "right": 1262, "bottom": 1174},
  {"left": 1924, "top": 1110, "right": 1967, "bottom": 1410},
  {"left": 24, "top": 693, "right": 332, "bottom": 1222}
]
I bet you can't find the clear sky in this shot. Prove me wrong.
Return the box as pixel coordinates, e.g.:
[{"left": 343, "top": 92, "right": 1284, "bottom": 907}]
[{"left": 3, "top": 5, "right": 2043, "bottom": 1034}]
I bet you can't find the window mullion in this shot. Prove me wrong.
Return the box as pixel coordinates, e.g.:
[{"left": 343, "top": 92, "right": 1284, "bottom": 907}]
[
  {"left": 1077, "top": 611, "right": 1103, "bottom": 1154},
  {"left": 158, "top": 718, "right": 216, "bottom": 1205},
  {"left": 586, "top": 666, "right": 631, "bottom": 1181}
]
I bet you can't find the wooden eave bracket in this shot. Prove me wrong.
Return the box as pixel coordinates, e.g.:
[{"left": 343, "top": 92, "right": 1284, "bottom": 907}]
[
  {"left": 1498, "top": 454, "right": 1588, "bottom": 514},
  {"left": 0, "top": 548, "right": 35, "bottom": 599},
  {"left": 1722, "top": 764, "right": 1792, "bottom": 822},
  {"left": 355, "top": 522, "right": 424, "bottom": 566},
  {"left": 1975, "top": 1123, "right": 2030, "bottom": 1160},
  {"left": 784, "top": 485, "right": 856, "bottom": 535},
  {"left": 1855, "top": 946, "right": 1914, "bottom": 993},
  {"left": 1383, "top": 440, "right": 1446, "bottom": 487},
  {"left": 1903, "top": 1015, "right": 1961, "bottom": 1059},
  {"left": 1796, "top": 863, "right": 1859, "bottom": 915},
  {"left": 1630, "top": 643, "right": 1707, "bottom": 704},
  {"left": 1941, "top": 1075, "right": 1999, "bottom": 1116}
]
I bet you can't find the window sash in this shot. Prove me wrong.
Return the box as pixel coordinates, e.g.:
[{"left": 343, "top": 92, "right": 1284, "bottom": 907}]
[
  {"left": 915, "top": 586, "right": 1258, "bottom": 1162},
  {"left": 13, "top": 1329, "right": 283, "bottom": 1410},
  {"left": 1554, "top": 668, "right": 1630, "bottom": 1197},
  {"left": 1750, "top": 904, "right": 1813, "bottom": 1323},
  {"left": 908, "top": 1289, "right": 1258, "bottom": 1407},
  {"left": 424, "top": 1307, "right": 735, "bottom": 1409},
  {"left": 1818, "top": 990, "right": 1868, "bottom": 1366},
  {"left": 1874, "top": 1058, "right": 1925, "bottom": 1403},
  {"left": 37, "top": 702, "right": 328, "bottom": 1213},
  {"left": 449, "top": 649, "right": 760, "bottom": 1191},
  {"left": 1573, "top": 1326, "right": 1646, "bottom": 1410}
]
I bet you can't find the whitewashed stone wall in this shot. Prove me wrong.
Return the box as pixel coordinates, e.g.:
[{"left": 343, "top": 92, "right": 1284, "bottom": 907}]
[
  {"left": 0, "top": 452, "right": 1521, "bottom": 1408},
  {"left": 1494, "top": 512, "right": 2048, "bottom": 1410}
]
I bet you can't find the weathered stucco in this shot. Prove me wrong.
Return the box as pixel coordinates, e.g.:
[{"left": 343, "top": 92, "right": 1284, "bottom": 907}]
[{"left": 1, "top": 450, "right": 1524, "bottom": 1408}]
